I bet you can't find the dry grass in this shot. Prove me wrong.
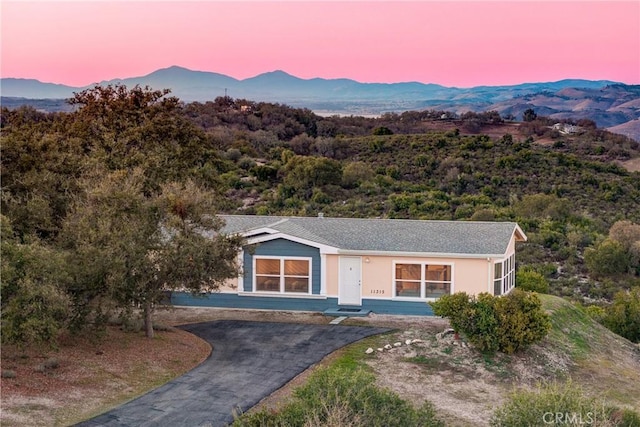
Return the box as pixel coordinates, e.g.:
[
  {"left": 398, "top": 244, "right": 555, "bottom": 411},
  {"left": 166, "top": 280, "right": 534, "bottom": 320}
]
[{"left": 619, "top": 157, "right": 640, "bottom": 172}]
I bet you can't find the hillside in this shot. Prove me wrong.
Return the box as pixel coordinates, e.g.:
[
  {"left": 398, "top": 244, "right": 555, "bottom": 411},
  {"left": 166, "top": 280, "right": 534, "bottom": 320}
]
[
  {"left": 350, "top": 294, "right": 640, "bottom": 425},
  {"left": 2, "top": 66, "right": 638, "bottom": 139},
  {"left": 609, "top": 118, "right": 640, "bottom": 141}
]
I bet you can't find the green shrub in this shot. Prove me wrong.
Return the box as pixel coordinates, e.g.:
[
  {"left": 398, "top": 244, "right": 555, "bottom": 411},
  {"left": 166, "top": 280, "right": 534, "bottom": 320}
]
[
  {"left": 584, "top": 305, "right": 606, "bottom": 323},
  {"left": 430, "top": 290, "right": 551, "bottom": 354},
  {"left": 494, "top": 290, "right": 551, "bottom": 354},
  {"left": 467, "top": 293, "right": 500, "bottom": 352},
  {"left": 516, "top": 270, "right": 550, "bottom": 293},
  {"left": 372, "top": 126, "right": 393, "bottom": 136},
  {"left": 429, "top": 292, "right": 473, "bottom": 334},
  {"left": 234, "top": 365, "right": 444, "bottom": 427},
  {"left": 491, "top": 380, "right": 639, "bottom": 427},
  {"left": 617, "top": 409, "right": 640, "bottom": 427},
  {"left": 585, "top": 239, "right": 631, "bottom": 277},
  {"left": 602, "top": 287, "right": 640, "bottom": 343},
  {"left": 2, "top": 278, "right": 70, "bottom": 348}
]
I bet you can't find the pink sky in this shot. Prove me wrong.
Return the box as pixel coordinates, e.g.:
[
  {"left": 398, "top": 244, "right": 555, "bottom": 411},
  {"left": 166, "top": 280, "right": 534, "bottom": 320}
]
[{"left": 1, "top": 1, "right": 638, "bottom": 87}]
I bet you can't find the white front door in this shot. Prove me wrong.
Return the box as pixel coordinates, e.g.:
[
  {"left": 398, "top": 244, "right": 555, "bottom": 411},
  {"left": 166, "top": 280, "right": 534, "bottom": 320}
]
[{"left": 339, "top": 256, "right": 361, "bottom": 305}]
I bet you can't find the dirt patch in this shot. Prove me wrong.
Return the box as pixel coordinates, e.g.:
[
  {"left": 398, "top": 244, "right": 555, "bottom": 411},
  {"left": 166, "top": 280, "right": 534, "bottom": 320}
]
[
  {"left": 0, "top": 326, "right": 210, "bottom": 427},
  {"left": 619, "top": 157, "right": 640, "bottom": 172},
  {"left": 154, "top": 305, "right": 331, "bottom": 326},
  {"left": 362, "top": 328, "right": 508, "bottom": 426}
]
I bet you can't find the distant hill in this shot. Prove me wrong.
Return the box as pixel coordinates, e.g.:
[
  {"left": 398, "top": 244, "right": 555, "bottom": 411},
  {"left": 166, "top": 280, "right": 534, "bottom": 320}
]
[
  {"left": 608, "top": 118, "right": 640, "bottom": 140},
  {"left": 2, "top": 66, "right": 638, "bottom": 140},
  {"left": 1, "top": 78, "right": 79, "bottom": 99}
]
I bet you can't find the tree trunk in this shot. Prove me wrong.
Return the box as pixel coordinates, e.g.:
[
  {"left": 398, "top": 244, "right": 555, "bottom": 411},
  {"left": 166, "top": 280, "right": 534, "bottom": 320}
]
[{"left": 144, "top": 300, "right": 154, "bottom": 339}]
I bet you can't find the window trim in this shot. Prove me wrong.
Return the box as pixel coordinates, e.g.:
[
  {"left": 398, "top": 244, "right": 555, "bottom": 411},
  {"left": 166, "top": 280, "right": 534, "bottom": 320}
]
[
  {"left": 253, "top": 255, "right": 313, "bottom": 295},
  {"left": 392, "top": 261, "right": 454, "bottom": 301},
  {"left": 494, "top": 253, "right": 515, "bottom": 296}
]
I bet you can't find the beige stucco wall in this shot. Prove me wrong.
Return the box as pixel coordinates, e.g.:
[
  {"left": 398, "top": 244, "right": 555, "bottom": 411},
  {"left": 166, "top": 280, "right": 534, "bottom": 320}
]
[
  {"left": 323, "top": 254, "right": 496, "bottom": 299},
  {"left": 325, "top": 255, "right": 340, "bottom": 296},
  {"left": 357, "top": 255, "right": 491, "bottom": 298}
]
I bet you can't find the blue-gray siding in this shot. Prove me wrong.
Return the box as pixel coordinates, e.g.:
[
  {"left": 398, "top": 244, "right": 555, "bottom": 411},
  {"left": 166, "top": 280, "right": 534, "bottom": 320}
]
[
  {"left": 170, "top": 292, "right": 434, "bottom": 316},
  {"left": 243, "top": 239, "right": 321, "bottom": 294}
]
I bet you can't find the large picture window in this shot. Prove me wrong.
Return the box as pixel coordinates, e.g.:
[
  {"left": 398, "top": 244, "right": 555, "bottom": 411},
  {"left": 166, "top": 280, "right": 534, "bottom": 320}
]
[
  {"left": 494, "top": 253, "right": 515, "bottom": 295},
  {"left": 394, "top": 263, "right": 452, "bottom": 299},
  {"left": 255, "top": 257, "right": 311, "bottom": 294}
]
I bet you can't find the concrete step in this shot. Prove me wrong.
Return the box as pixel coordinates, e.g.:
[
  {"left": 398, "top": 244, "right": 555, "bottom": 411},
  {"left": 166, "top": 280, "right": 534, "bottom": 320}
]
[{"left": 323, "top": 307, "right": 371, "bottom": 317}]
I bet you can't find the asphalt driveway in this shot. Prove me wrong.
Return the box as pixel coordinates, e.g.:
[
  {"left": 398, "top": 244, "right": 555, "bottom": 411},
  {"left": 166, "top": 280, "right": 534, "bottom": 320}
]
[{"left": 76, "top": 320, "right": 389, "bottom": 427}]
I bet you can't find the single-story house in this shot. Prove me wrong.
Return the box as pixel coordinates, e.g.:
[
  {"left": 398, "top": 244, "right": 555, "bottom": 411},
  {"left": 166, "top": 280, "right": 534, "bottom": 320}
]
[{"left": 171, "top": 215, "right": 527, "bottom": 315}]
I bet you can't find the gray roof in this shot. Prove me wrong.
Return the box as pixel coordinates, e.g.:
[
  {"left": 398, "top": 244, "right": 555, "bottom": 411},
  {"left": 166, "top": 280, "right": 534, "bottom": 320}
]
[{"left": 219, "top": 215, "right": 524, "bottom": 257}]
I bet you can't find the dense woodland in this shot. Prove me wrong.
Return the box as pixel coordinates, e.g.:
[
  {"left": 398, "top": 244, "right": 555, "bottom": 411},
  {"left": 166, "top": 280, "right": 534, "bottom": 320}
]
[{"left": 2, "top": 85, "right": 640, "bottom": 346}]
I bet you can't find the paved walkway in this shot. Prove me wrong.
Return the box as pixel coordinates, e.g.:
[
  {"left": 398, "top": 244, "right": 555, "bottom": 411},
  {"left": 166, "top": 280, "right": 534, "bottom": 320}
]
[{"left": 76, "top": 320, "right": 389, "bottom": 427}]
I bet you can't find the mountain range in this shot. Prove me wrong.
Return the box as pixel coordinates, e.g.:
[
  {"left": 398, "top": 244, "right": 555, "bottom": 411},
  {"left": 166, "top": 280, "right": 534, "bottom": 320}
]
[{"left": 2, "top": 66, "right": 639, "bottom": 140}]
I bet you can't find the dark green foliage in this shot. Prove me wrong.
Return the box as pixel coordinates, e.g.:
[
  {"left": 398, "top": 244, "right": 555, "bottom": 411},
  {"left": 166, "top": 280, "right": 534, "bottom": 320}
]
[
  {"left": 602, "top": 287, "right": 640, "bottom": 343},
  {"left": 516, "top": 269, "right": 550, "bottom": 293},
  {"left": 585, "top": 239, "right": 631, "bottom": 277},
  {"left": 61, "top": 170, "right": 244, "bottom": 338},
  {"left": 429, "top": 292, "right": 473, "bottom": 334},
  {"left": 514, "top": 194, "right": 570, "bottom": 221},
  {"left": 234, "top": 365, "right": 444, "bottom": 427},
  {"left": 1, "top": 216, "right": 70, "bottom": 347},
  {"left": 522, "top": 108, "right": 537, "bottom": 122},
  {"left": 494, "top": 290, "right": 552, "bottom": 354},
  {"left": 280, "top": 155, "right": 343, "bottom": 201},
  {"left": 372, "top": 126, "right": 394, "bottom": 135},
  {"left": 430, "top": 290, "right": 551, "bottom": 354},
  {"left": 1, "top": 86, "right": 245, "bottom": 345}
]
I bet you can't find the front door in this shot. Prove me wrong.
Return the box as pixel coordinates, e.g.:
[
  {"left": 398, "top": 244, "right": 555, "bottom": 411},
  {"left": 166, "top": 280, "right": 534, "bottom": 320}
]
[{"left": 339, "top": 257, "right": 361, "bottom": 305}]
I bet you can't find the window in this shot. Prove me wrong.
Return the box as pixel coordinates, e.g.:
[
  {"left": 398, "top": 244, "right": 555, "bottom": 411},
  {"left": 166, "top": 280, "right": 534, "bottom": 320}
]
[
  {"left": 255, "top": 257, "right": 311, "bottom": 293},
  {"left": 425, "top": 265, "right": 452, "bottom": 298},
  {"left": 394, "top": 263, "right": 452, "bottom": 299},
  {"left": 494, "top": 253, "right": 515, "bottom": 295}
]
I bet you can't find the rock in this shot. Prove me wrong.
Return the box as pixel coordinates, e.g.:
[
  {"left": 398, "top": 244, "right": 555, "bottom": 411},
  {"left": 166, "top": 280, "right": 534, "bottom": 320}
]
[
  {"left": 410, "top": 339, "right": 424, "bottom": 344},
  {"left": 393, "top": 342, "right": 402, "bottom": 347},
  {"left": 405, "top": 339, "right": 413, "bottom": 345},
  {"left": 377, "top": 348, "right": 384, "bottom": 352},
  {"left": 384, "top": 344, "right": 392, "bottom": 350},
  {"left": 436, "top": 328, "right": 455, "bottom": 340},
  {"left": 365, "top": 347, "right": 374, "bottom": 354}
]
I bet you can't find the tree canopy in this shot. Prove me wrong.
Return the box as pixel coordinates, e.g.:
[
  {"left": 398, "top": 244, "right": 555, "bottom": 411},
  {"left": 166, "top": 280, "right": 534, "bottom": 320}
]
[{"left": 1, "top": 85, "right": 244, "bottom": 344}]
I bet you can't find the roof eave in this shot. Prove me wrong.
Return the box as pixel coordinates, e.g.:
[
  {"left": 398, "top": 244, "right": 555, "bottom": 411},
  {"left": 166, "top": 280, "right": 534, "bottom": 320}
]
[
  {"left": 336, "top": 249, "right": 507, "bottom": 259},
  {"left": 246, "top": 232, "right": 340, "bottom": 253},
  {"left": 514, "top": 223, "right": 528, "bottom": 242}
]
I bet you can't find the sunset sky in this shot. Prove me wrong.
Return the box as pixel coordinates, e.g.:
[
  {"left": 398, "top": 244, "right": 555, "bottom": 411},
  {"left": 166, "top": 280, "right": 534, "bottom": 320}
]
[{"left": 1, "top": 1, "right": 638, "bottom": 88}]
